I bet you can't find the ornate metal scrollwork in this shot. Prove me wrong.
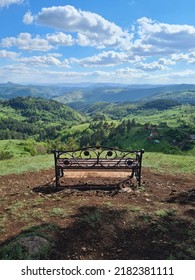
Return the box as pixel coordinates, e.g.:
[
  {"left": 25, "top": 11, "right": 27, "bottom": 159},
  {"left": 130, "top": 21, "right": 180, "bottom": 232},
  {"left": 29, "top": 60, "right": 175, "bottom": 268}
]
[
  {"left": 125, "top": 158, "right": 134, "bottom": 167},
  {"left": 63, "top": 158, "right": 72, "bottom": 166},
  {"left": 55, "top": 146, "right": 140, "bottom": 168}
]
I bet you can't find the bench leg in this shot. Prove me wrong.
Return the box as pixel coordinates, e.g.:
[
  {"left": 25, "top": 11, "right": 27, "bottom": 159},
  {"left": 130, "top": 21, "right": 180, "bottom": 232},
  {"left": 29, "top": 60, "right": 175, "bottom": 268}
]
[
  {"left": 135, "top": 168, "right": 142, "bottom": 187},
  {"left": 55, "top": 168, "right": 64, "bottom": 188},
  {"left": 55, "top": 169, "right": 60, "bottom": 188}
]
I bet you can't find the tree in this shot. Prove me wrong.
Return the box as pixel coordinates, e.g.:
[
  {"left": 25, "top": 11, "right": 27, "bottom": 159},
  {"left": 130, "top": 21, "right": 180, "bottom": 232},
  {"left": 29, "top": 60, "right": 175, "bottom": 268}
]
[{"left": 64, "top": 137, "right": 79, "bottom": 151}]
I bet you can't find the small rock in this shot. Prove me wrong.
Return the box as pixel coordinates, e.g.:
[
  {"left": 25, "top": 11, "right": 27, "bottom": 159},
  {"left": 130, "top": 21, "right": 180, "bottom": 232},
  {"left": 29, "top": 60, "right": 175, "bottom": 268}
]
[
  {"left": 18, "top": 236, "right": 49, "bottom": 256},
  {"left": 146, "top": 198, "right": 152, "bottom": 202},
  {"left": 81, "top": 247, "right": 87, "bottom": 252}
]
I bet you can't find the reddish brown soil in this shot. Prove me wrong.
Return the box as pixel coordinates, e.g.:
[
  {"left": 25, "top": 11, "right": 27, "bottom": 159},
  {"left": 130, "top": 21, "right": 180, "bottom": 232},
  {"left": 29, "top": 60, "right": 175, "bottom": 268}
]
[{"left": 0, "top": 168, "right": 194, "bottom": 260}]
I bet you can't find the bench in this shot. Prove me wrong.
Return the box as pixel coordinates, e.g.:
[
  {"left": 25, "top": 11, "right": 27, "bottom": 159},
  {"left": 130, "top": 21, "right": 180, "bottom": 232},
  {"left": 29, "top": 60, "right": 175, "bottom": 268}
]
[{"left": 52, "top": 146, "right": 144, "bottom": 188}]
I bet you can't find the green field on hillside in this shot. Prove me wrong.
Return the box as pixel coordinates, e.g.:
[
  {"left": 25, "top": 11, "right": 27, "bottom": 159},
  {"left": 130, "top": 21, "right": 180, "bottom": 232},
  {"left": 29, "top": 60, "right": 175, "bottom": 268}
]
[
  {"left": 0, "top": 154, "right": 54, "bottom": 176},
  {"left": 125, "top": 105, "right": 195, "bottom": 127}
]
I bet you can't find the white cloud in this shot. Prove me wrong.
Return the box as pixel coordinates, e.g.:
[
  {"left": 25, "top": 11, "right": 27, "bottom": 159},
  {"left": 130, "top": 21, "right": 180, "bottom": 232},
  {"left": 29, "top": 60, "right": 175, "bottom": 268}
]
[
  {"left": 0, "top": 49, "right": 19, "bottom": 59},
  {"left": 0, "top": 0, "right": 23, "bottom": 8},
  {"left": 115, "top": 67, "right": 146, "bottom": 77},
  {"left": 0, "top": 63, "right": 144, "bottom": 84},
  {"left": 17, "top": 55, "right": 66, "bottom": 67},
  {"left": 72, "top": 51, "right": 128, "bottom": 67},
  {"left": 3, "top": 10, "right": 195, "bottom": 84},
  {"left": 1, "top": 33, "right": 53, "bottom": 52},
  {"left": 46, "top": 32, "right": 74, "bottom": 46},
  {"left": 158, "top": 58, "right": 175, "bottom": 66},
  {"left": 23, "top": 11, "right": 34, "bottom": 24},
  {"left": 172, "top": 52, "right": 195, "bottom": 64},
  {"left": 17, "top": 54, "right": 69, "bottom": 67},
  {"left": 27, "top": 5, "right": 132, "bottom": 49},
  {"left": 135, "top": 61, "right": 167, "bottom": 71},
  {"left": 2, "top": 62, "right": 195, "bottom": 84},
  {"left": 151, "top": 69, "right": 195, "bottom": 84},
  {"left": 135, "top": 17, "right": 195, "bottom": 54}
]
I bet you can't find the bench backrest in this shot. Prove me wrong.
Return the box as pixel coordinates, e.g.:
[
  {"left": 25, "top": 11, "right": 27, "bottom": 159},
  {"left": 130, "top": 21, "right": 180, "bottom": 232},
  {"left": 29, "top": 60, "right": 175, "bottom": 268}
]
[{"left": 52, "top": 146, "right": 144, "bottom": 168}]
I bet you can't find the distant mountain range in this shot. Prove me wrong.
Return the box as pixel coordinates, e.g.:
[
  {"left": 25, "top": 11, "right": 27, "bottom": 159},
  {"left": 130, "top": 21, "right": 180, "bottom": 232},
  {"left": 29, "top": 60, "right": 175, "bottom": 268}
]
[{"left": 0, "top": 82, "right": 195, "bottom": 104}]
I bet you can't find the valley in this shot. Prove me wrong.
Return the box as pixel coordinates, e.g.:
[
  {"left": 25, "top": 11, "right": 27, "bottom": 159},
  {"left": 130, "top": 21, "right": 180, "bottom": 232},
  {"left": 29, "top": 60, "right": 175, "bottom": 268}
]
[{"left": 0, "top": 83, "right": 194, "bottom": 159}]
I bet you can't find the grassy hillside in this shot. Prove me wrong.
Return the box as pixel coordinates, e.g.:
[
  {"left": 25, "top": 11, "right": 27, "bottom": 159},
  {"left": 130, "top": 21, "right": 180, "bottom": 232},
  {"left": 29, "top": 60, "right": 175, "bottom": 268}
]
[
  {"left": 125, "top": 104, "right": 195, "bottom": 127},
  {"left": 0, "top": 139, "right": 48, "bottom": 159},
  {"left": 149, "top": 90, "right": 195, "bottom": 104},
  {"left": 0, "top": 97, "right": 85, "bottom": 141},
  {"left": 0, "top": 96, "right": 194, "bottom": 160},
  {"left": 68, "top": 100, "right": 195, "bottom": 128},
  {"left": 0, "top": 153, "right": 53, "bottom": 175}
]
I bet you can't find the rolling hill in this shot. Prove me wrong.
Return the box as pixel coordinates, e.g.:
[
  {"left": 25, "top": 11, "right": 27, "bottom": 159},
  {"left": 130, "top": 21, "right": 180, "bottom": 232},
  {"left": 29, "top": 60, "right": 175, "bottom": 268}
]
[
  {"left": 1, "top": 82, "right": 195, "bottom": 104},
  {"left": 0, "top": 96, "right": 85, "bottom": 141},
  {"left": 0, "top": 95, "right": 194, "bottom": 157}
]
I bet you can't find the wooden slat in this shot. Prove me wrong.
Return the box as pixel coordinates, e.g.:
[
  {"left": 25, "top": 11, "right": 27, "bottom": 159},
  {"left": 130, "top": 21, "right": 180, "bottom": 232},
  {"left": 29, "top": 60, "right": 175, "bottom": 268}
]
[{"left": 56, "top": 158, "right": 138, "bottom": 169}]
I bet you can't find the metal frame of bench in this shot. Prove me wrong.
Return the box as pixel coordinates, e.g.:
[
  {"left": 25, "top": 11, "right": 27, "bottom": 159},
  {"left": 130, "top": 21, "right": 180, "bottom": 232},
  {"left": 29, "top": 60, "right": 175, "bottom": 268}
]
[{"left": 52, "top": 146, "right": 144, "bottom": 188}]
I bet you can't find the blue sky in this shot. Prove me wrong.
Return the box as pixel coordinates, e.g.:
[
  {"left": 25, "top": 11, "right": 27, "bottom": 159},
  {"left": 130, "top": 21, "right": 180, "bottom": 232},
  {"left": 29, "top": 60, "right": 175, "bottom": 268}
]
[{"left": 1, "top": 0, "right": 195, "bottom": 84}]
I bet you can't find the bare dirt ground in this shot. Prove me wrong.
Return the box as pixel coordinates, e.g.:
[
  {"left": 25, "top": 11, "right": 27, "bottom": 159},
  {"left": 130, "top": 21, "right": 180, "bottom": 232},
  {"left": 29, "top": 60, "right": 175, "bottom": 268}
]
[{"left": 0, "top": 168, "right": 194, "bottom": 259}]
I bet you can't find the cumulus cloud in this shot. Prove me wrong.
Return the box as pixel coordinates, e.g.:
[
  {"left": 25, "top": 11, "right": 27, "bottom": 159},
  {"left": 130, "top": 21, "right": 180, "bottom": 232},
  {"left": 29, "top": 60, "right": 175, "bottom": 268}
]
[
  {"left": 16, "top": 54, "right": 70, "bottom": 68},
  {"left": 135, "top": 17, "right": 195, "bottom": 54},
  {"left": 0, "top": 0, "right": 23, "bottom": 8},
  {"left": 3, "top": 9, "right": 195, "bottom": 84},
  {"left": 1, "top": 33, "right": 53, "bottom": 52},
  {"left": 115, "top": 67, "right": 145, "bottom": 76},
  {"left": 46, "top": 32, "right": 74, "bottom": 46},
  {"left": 172, "top": 52, "right": 195, "bottom": 64},
  {"left": 0, "top": 49, "right": 19, "bottom": 59},
  {"left": 72, "top": 51, "right": 128, "bottom": 67},
  {"left": 134, "top": 56, "right": 177, "bottom": 71},
  {"left": 23, "top": 11, "right": 34, "bottom": 24},
  {"left": 135, "top": 61, "right": 166, "bottom": 71},
  {"left": 25, "top": 5, "right": 132, "bottom": 49},
  {"left": 17, "top": 55, "right": 60, "bottom": 66},
  {"left": 71, "top": 50, "right": 141, "bottom": 67},
  {"left": 158, "top": 58, "right": 175, "bottom": 66}
]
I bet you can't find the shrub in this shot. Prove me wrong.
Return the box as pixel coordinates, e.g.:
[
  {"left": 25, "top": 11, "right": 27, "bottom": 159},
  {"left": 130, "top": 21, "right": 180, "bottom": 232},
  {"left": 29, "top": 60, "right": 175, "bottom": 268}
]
[{"left": 0, "top": 150, "right": 14, "bottom": 160}]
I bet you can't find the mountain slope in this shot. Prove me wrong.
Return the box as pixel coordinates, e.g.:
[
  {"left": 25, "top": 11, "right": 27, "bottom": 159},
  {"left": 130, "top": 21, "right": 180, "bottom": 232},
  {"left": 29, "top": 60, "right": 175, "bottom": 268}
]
[
  {"left": 1, "top": 82, "right": 195, "bottom": 104},
  {"left": 149, "top": 90, "right": 195, "bottom": 104},
  {"left": 0, "top": 97, "right": 85, "bottom": 140}
]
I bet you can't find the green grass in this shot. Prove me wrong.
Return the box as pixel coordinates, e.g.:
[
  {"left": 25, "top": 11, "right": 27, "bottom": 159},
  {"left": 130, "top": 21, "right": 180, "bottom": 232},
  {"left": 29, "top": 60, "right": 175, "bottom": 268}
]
[
  {"left": 60, "top": 123, "right": 90, "bottom": 138},
  {"left": 0, "top": 104, "right": 25, "bottom": 121},
  {"left": 0, "top": 154, "right": 53, "bottom": 176},
  {"left": 0, "top": 139, "right": 27, "bottom": 157},
  {"left": 143, "top": 152, "right": 195, "bottom": 174},
  {"left": 68, "top": 123, "right": 90, "bottom": 133},
  {"left": 125, "top": 104, "right": 195, "bottom": 127},
  {"left": 0, "top": 230, "right": 53, "bottom": 260},
  {"left": 49, "top": 207, "right": 72, "bottom": 218},
  {"left": 0, "top": 139, "right": 47, "bottom": 158}
]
